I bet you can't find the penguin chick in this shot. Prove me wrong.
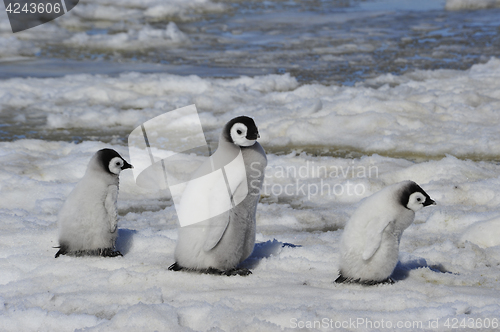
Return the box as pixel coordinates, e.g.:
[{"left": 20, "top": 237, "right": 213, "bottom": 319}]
[
  {"left": 169, "top": 116, "right": 267, "bottom": 276},
  {"left": 55, "top": 148, "right": 133, "bottom": 258},
  {"left": 336, "top": 180, "right": 435, "bottom": 285}
]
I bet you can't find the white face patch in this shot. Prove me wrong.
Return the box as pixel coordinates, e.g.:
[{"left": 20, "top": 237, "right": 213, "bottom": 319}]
[
  {"left": 108, "top": 157, "right": 124, "bottom": 175},
  {"left": 406, "top": 192, "right": 427, "bottom": 212},
  {"left": 230, "top": 123, "right": 256, "bottom": 147}
]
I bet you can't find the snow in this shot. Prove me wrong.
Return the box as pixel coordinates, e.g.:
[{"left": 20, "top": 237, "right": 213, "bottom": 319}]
[
  {"left": 2, "top": 0, "right": 500, "bottom": 328},
  {"left": 460, "top": 216, "right": 500, "bottom": 248},
  {"left": 1, "top": 31, "right": 500, "bottom": 329},
  {"left": 1, "top": 114, "right": 500, "bottom": 330}
]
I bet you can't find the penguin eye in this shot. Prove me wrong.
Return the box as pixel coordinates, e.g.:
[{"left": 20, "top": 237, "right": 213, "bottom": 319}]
[
  {"left": 416, "top": 197, "right": 422, "bottom": 202},
  {"left": 237, "top": 129, "right": 242, "bottom": 135},
  {"left": 116, "top": 161, "right": 121, "bottom": 166}
]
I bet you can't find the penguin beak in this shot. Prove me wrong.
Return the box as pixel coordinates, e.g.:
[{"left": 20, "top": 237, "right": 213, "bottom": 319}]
[
  {"left": 247, "top": 132, "right": 260, "bottom": 140},
  {"left": 423, "top": 199, "right": 436, "bottom": 206},
  {"left": 122, "top": 161, "right": 133, "bottom": 170}
]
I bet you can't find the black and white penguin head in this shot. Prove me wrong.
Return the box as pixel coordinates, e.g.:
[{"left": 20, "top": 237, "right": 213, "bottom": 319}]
[
  {"left": 95, "top": 148, "right": 133, "bottom": 175},
  {"left": 223, "top": 116, "right": 260, "bottom": 147},
  {"left": 399, "top": 181, "right": 436, "bottom": 212}
]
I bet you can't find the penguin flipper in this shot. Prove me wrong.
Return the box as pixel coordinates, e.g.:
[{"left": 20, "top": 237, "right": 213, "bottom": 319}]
[
  {"left": 202, "top": 211, "right": 230, "bottom": 252},
  {"left": 104, "top": 185, "right": 119, "bottom": 232},
  {"left": 201, "top": 152, "right": 249, "bottom": 252},
  {"left": 362, "top": 216, "right": 394, "bottom": 261}
]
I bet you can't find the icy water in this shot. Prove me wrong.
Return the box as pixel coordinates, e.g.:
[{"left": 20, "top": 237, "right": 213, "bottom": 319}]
[
  {"left": 1, "top": 0, "right": 500, "bottom": 152},
  {"left": 2, "top": 0, "right": 500, "bottom": 85}
]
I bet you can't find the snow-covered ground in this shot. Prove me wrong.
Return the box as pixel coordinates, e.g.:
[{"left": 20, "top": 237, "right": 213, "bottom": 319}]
[{"left": 1, "top": 58, "right": 500, "bottom": 331}]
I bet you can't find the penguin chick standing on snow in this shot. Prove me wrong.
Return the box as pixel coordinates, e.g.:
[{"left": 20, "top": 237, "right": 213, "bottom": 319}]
[
  {"left": 169, "top": 116, "right": 267, "bottom": 276},
  {"left": 55, "top": 149, "right": 133, "bottom": 258},
  {"left": 336, "top": 180, "right": 435, "bottom": 285}
]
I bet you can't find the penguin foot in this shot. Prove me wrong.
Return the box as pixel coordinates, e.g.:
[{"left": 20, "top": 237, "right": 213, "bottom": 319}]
[
  {"left": 335, "top": 273, "right": 394, "bottom": 286},
  {"left": 167, "top": 264, "right": 218, "bottom": 274},
  {"left": 167, "top": 263, "right": 205, "bottom": 273},
  {"left": 334, "top": 273, "right": 350, "bottom": 284},
  {"left": 74, "top": 248, "right": 123, "bottom": 257},
  {"left": 168, "top": 264, "right": 251, "bottom": 276},
  {"left": 98, "top": 248, "right": 123, "bottom": 257},
  {"left": 204, "top": 267, "right": 252, "bottom": 276},
  {"left": 57, "top": 248, "right": 123, "bottom": 257},
  {"left": 379, "top": 277, "right": 395, "bottom": 285},
  {"left": 168, "top": 262, "right": 184, "bottom": 271},
  {"left": 222, "top": 267, "right": 252, "bottom": 276},
  {"left": 54, "top": 245, "right": 68, "bottom": 258},
  {"left": 359, "top": 277, "right": 394, "bottom": 285}
]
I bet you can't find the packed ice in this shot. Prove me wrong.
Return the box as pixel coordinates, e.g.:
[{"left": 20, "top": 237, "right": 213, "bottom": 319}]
[
  {"left": 1, "top": 59, "right": 500, "bottom": 159},
  {"left": 1, "top": 0, "right": 500, "bottom": 330}
]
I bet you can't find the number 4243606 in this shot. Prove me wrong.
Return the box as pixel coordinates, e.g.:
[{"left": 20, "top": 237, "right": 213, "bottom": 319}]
[
  {"left": 5, "top": 2, "right": 61, "bottom": 14},
  {"left": 444, "top": 318, "right": 498, "bottom": 329}
]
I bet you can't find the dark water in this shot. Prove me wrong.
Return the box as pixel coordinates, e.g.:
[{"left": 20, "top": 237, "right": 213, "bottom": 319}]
[
  {"left": 1, "top": 0, "right": 500, "bottom": 146},
  {"left": 1, "top": 0, "right": 500, "bottom": 86}
]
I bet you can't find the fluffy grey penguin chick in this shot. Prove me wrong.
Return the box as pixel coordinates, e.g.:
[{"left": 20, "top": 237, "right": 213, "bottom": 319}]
[
  {"left": 55, "top": 148, "right": 133, "bottom": 258},
  {"left": 169, "top": 116, "right": 267, "bottom": 276},
  {"left": 336, "top": 180, "right": 435, "bottom": 285}
]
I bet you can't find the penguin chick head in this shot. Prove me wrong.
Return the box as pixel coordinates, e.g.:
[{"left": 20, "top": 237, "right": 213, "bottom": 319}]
[
  {"left": 223, "top": 116, "right": 260, "bottom": 147},
  {"left": 400, "top": 181, "right": 436, "bottom": 212},
  {"left": 96, "top": 148, "right": 133, "bottom": 175}
]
